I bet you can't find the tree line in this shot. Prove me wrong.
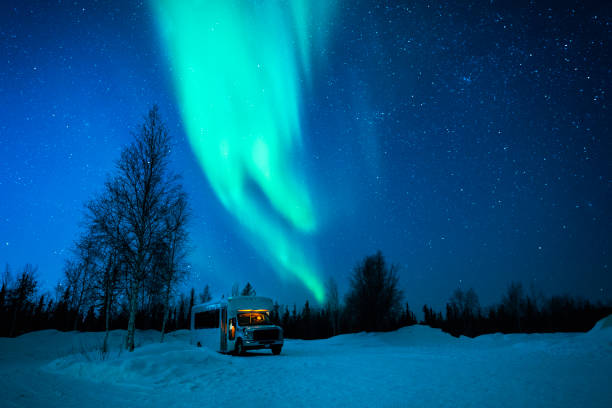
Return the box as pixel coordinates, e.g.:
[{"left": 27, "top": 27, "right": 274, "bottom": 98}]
[
  {"left": 270, "top": 251, "right": 610, "bottom": 339},
  {"left": 1, "top": 251, "right": 609, "bottom": 342},
  {"left": 273, "top": 255, "right": 610, "bottom": 339},
  {"left": 0, "top": 263, "right": 202, "bottom": 338},
  {"left": 422, "top": 282, "right": 612, "bottom": 338},
  {"left": 0, "top": 265, "right": 255, "bottom": 340}
]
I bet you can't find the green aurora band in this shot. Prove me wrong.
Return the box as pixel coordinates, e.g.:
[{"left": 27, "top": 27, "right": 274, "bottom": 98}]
[{"left": 153, "top": 0, "right": 332, "bottom": 302}]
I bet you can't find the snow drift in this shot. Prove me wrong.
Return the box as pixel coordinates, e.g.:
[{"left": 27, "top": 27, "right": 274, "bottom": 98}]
[{"left": 1, "top": 315, "right": 610, "bottom": 408}]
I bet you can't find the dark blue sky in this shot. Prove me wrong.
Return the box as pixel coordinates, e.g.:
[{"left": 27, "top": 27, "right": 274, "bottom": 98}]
[{"left": 1, "top": 0, "right": 610, "bottom": 310}]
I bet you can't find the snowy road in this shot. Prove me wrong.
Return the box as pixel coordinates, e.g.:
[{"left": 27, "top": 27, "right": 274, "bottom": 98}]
[{"left": 1, "top": 318, "right": 611, "bottom": 408}]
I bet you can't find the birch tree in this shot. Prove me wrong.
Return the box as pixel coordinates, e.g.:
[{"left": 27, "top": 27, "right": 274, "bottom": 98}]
[
  {"left": 110, "top": 106, "right": 180, "bottom": 351},
  {"left": 159, "top": 191, "right": 190, "bottom": 342}
]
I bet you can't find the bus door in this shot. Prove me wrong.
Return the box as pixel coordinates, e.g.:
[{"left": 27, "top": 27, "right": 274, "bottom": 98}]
[{"left": 220, "top": 307, "right": 227, "bottom": 351}]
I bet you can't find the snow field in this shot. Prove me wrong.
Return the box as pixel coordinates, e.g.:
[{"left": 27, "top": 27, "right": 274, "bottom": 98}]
[{"left": 0, "top": 316, "right": 610, "bottom": 408}]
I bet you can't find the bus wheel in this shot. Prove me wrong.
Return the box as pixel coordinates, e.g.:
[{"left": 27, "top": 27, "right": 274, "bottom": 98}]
[
  {"left": 271, "top": 345, "right": 282, "bottom": 355},
  {"left": 235, "top": 340, "right": 244, "bottom": 356}
]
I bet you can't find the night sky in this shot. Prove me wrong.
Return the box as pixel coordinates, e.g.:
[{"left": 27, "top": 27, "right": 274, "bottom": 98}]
[{"left": 1, "top": 0, "right": 610, "bottom": 311}]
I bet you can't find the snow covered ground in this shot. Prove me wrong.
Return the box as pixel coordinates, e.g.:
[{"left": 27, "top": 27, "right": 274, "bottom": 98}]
[{"left": 1, "top": 316, "right": 611, "bottom": 408}]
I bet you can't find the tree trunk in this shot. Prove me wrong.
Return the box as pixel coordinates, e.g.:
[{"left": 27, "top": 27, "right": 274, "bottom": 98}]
[
  {"left": 73, "top": 307, "right": 80, "bottom": 331},
  {"left": 9, "top": 306, "right": 18, "bottom": 337},
  {"left": 102, "top": 290, "right": 112, "bottom": 354},
  {"left": 160, "top": 284, "right": 171, "bottom": 343},
  {"left": 126, "top": 281, "right": 139, "bottom": 352},
  {"left": 73, "top": 286, "right": 85, "bottom": 331}
]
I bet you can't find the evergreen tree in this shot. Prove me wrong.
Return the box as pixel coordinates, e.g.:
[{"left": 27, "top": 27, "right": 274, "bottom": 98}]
[
  {"left": 241, "top": 282, "right": 256, "bottom": 296},
  {"left": 199, "top": 284, "right": 212, "bottom": 303},
  {"left": 9, "top": 265, "right": 38, "bottom": 337}
]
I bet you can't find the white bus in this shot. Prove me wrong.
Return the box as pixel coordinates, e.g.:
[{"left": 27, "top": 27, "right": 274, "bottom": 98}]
[{"left": 190, "top": 296, "right": 284, "bottom": 355}]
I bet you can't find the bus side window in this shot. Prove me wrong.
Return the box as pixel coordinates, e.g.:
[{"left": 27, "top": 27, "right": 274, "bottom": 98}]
[
  {"left": 194, "top": 312, "right": 206, "bottom": 329},
  {"left": 213, "top": 309, "right": 219, "bottom": 328},
  {"left": 194, "top": 310, "right": 220, "bottom": 329},
  {"left": 229, "top": 317, "right": 236, "bottom": 340}
]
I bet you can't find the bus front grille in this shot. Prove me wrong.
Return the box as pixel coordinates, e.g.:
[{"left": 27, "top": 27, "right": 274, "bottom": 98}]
[{"left": 253, "top": 329, "right": 280, "bottom": 341}]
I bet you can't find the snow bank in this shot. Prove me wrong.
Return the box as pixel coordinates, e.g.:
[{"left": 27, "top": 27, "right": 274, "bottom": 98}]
[
  {"left": 589, "top": 313, "right": 612, "bottom": 332},
  {"left": 2, "top": 319, "right": 611, "bottom": 408},
  {"left": 45, "top": 340, "right": 230, "bottom": 387},
  {"left": 322, "top": 325, "right": 459, "bottom": 348},
  {"left": 0, "top": 329, "right": 191, "bottom": 361}
]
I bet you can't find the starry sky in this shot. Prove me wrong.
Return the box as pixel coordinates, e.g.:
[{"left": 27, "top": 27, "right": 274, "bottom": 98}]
[{"left": 1, "top": 0, "right": 610, "bottom": 311}]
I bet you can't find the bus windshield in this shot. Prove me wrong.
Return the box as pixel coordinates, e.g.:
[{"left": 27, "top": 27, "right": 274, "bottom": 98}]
[{"left": 237, "top": 312, "right": 271, "bottom": 326}]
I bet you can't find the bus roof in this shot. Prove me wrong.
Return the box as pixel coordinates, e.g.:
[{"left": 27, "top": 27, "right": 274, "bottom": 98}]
[{"left": 192, "top": 296, "right": 274, "bottom": 314}]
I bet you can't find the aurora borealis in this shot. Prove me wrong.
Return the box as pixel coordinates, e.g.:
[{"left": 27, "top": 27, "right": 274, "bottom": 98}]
[
  {"left": 152, "top": 1, "right": 334, "bottom": 302},
  {"left": 1, "top": 0, "right": 610, "bottom": 310}
]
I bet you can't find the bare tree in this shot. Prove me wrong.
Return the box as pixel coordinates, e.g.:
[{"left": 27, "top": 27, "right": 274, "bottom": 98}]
[
  {"left": 85, "top": 185, "right": 126, "bottom": 352},
  {"left": 57, "top": 106, "right": 191, "bottom": 350},
  {"left": 449, "top": 287, "right": 480, "bottom": 319},
  {"left": 109, "top": 106, "right": 181, "bottom": 351},
  {"left": 325, "top": 277, "right": 340, "bottom": 336},
  {"left": 2, "top": 264, "right": 11, "bottom": 289},
  {"left": 159, "top": 191, "right": 190, "bottom": 342},
  {"left": 503, "top": 282, "right": 525, "bottom": 332},
  {"left": 64, "top": 234, "right": 99, "bottom": 330},
  {"left": 100, "top": 251, "right": 121, "bottom": 352},
  {"left": 0, "top": 265, "right": 10, "bottom": 327},
  {"left": 345, "top": 251, "right": 402, "bottom": 332}
]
